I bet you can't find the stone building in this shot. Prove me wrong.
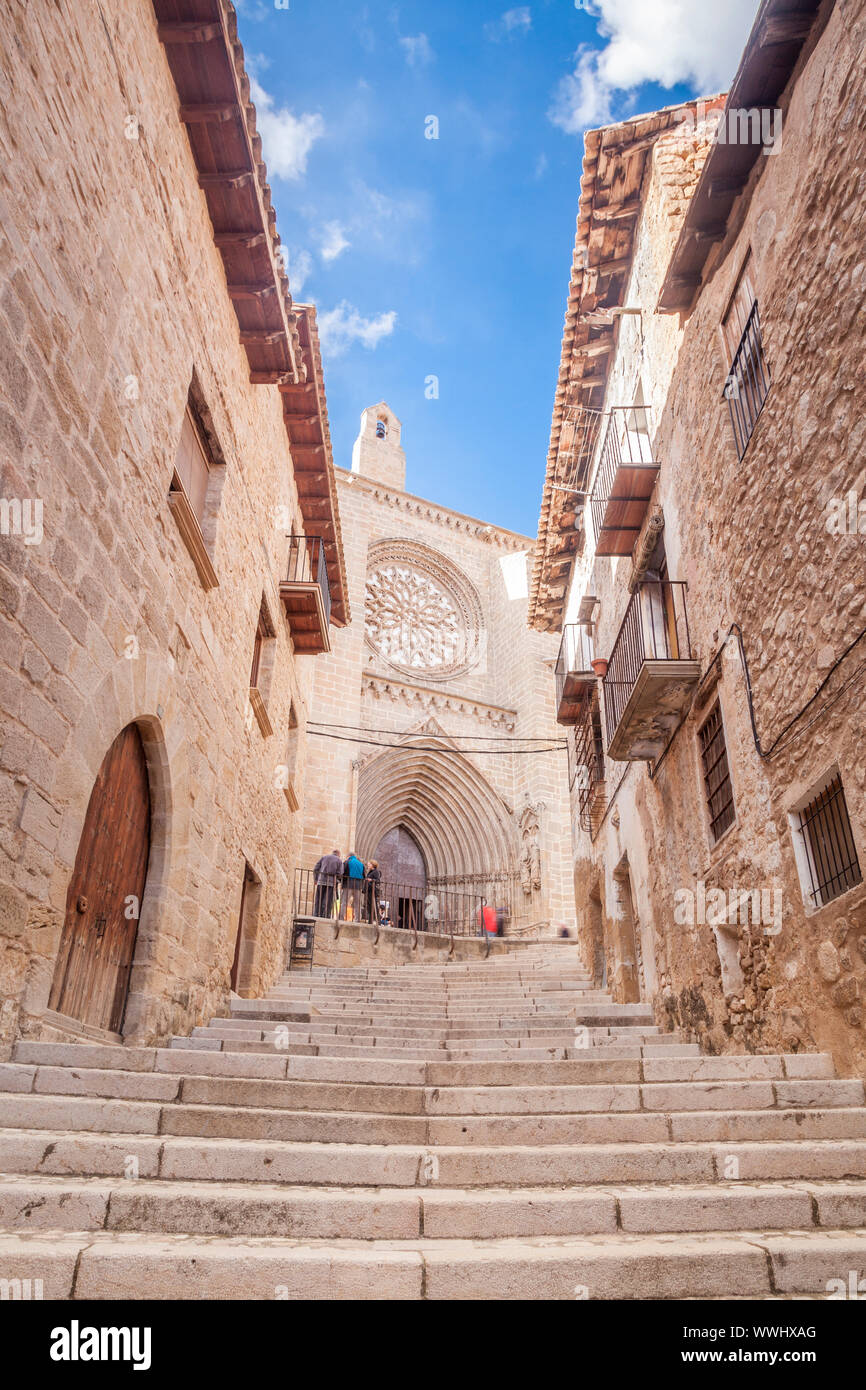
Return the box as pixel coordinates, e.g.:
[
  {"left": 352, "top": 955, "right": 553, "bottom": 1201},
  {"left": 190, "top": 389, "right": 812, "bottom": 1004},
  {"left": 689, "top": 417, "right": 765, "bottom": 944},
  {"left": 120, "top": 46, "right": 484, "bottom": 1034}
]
[
  {"left": 531, "top": 0, "right": 866, "bottom": 1076},
  {"left": 0, "top": 0, "right": 348, "bottom": 1055},
  {"left": 299, "top": 402, "right": 576, "bottom": 935}
]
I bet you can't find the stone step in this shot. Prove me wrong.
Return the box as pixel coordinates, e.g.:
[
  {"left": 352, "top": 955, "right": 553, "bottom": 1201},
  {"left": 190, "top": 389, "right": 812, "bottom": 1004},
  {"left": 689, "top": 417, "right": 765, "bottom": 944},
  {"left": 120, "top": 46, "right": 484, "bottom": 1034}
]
[
  {"left": 196, "top": 1019, "right": 669, "bottom": 1040},
  {"left": 184, "top": 1038, "right": 703, "bottom": 1063},
  {"left": 4, "top": 1063, "right": 856, "bottom": 1117},
  {"left": 4, "top": 1127, "right": 866, "bottom": 1187},
  {"left": 2, "top": 1227, "right": 865, "bottom": 1299},
  {"left": 1, "top": 1173, "right": 865, "bottom": 1240},
  {"left": 13, "top": 1041, "right": 839, "bottom": 1086},
  {"left": 3, "top": 1092, "right": 864, "bottom": 1147}
]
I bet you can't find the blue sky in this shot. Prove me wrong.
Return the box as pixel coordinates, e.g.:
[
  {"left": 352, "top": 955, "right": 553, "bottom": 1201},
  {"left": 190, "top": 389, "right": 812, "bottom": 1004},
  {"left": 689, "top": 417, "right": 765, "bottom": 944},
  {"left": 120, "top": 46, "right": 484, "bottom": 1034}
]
[{"left": 235, "top": 0, "right": 758, "bottom": 536}]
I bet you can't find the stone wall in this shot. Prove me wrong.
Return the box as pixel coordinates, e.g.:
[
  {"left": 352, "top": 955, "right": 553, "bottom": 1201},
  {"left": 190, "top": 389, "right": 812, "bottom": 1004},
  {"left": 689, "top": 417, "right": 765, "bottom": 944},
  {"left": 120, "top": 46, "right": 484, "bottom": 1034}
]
[
  {"left": 564, "top": 0, "right": 866, "bottom": 1076},
  {"left": 0, "top": 0, "right": 318, "bottom": 1052},
  {"left": 299, "top": 917, "right": 581, "bottom": 970}
]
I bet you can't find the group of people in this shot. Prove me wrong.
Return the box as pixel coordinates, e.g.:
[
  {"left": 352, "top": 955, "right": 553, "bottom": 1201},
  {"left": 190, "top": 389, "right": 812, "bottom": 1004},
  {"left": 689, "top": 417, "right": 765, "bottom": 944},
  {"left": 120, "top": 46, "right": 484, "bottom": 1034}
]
[{"left": 311, "top": 849, "right": 386, "bottom": 924}]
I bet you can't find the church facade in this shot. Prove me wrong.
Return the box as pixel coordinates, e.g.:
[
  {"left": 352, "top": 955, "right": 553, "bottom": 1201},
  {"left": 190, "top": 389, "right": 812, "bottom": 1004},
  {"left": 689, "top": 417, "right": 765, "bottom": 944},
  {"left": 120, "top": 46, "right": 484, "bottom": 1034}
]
[{"left": 299, "top": 403, "right": 576, "bottom": 936}]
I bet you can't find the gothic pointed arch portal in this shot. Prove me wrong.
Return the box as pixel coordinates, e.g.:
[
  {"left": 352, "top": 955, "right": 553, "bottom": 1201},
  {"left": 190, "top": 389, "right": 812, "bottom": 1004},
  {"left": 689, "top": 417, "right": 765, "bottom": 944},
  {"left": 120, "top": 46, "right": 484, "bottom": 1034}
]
[{"left": 355, "top": 722, "right": 516, "bottom": 894}]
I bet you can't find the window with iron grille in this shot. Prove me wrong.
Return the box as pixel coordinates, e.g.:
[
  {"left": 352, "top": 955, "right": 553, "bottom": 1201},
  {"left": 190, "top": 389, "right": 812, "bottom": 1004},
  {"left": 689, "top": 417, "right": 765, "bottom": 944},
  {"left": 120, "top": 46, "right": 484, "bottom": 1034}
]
[
  {"left": 698, "top": 701, "right": 736, "bottom": 844},
  {"left": 794, "top": 773, "right": 862, "bottom": 909},
  {"left": 721, "top": 253, "right": 770, "bottom": 459}
]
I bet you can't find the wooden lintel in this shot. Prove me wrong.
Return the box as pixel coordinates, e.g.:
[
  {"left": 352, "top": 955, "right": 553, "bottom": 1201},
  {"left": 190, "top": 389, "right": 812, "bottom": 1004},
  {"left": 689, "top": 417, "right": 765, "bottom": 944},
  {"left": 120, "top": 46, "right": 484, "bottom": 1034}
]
[
  {"left": 214, "top": 231, "right": 267, "bottom": 248},
  {"left": 179, "top": 103, "right": 236, "bottom": 125},
  {"left": 291, "top": 443, "right": 326, "bottom": 456},
  {"left": 157, "top": 21, "right": 222, "bottom": 43}
]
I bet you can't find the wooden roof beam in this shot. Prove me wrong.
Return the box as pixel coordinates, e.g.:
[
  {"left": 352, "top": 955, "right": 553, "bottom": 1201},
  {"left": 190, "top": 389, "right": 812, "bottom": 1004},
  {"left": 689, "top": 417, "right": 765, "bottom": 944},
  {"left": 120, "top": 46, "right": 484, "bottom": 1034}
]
[
  {"left": 157, "top": 21, "right": 222, "bottom": 43},
  {"left": 214, "top": 230, "right": 267, "bottom": 248},
  {"left": 759, "top": 11, "right": 814, "bottom": 46},
  {"left": 179, "top": 103, "right": 235, "bottom": 124},
  {"left": 198, "top": 170, "right": 255, "bottom": 190}
]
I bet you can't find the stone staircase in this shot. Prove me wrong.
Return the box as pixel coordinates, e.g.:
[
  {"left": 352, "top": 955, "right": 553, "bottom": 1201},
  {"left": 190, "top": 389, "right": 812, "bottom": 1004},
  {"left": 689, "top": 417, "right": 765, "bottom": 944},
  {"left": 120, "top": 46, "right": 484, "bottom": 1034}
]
[{"left": 1, "top": 945, "right": 865, "bottom": 1299}]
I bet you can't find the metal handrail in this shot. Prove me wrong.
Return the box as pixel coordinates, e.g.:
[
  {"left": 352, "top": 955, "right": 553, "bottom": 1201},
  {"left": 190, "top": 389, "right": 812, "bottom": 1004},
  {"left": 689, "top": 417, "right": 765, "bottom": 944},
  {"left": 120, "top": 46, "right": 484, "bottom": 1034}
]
[
  {"left": 293, "top": 867, "right": 497, "bottom": 938},
  {"left": 602, "top": 581, "right": 692, "bottom": 746}
]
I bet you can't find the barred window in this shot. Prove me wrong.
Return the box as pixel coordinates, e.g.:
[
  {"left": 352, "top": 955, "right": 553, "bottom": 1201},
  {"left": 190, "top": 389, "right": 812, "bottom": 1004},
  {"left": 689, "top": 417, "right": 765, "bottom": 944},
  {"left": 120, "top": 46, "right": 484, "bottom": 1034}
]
[
  {"left": 794, "top": 773, "right": 862, "bottom": 909},
  {"left": 698, "top": 701, "right": 736, "bottom": 844}
]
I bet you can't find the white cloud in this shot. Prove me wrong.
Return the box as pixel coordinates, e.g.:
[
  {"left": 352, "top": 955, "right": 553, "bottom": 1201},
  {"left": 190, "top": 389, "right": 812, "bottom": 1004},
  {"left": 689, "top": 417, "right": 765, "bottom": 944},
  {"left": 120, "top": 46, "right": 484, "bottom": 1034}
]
[
  {"left": 317, "top": 302, "right": 397, "bottom": 356},
  {"left": 348, "top": 181, "right": 428, "bottom": 264},
  {"left": 234, "top": 0, "right": 272, "bottom": 21},
  {"left": 250, "top": 77, "right": 324, "bottom": 180},
  {"left": 399, "top": 33, "right": 435, "bottom": 67},
  {"left": 288, "top": 249, "right": 313, "bottom": 295},
  {"left": 486, "top": 7, "right": 532, "bottom": 41},
  {"left": 550, "top": 0, "right": 758, "bottom": 132},
  {"left": 534, "top": 152, "right": 549, "bottom": 179},
  {"left": 319, "top": 221, "right": 351, "bottom": 263}
]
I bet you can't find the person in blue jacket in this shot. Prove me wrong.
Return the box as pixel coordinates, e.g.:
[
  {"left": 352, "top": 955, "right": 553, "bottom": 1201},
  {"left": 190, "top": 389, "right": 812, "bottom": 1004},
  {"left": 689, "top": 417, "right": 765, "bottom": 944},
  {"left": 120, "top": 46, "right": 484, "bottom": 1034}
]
[{"left": 342, "top": 850, "right": 365, "bottom": 920}]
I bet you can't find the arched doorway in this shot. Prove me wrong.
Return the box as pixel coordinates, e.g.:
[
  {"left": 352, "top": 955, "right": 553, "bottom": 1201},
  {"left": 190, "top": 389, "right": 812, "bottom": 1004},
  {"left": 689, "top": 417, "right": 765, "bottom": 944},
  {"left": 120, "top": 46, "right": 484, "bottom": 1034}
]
[
  {"left": 612, "top": 857, "right": 642, "bottom": 1004},
  {"left": 372, "top": 826, "right": 426, "bottom": 931},
  {"left": 48, "top": 722, "right": 151, "bottom": 1034}
]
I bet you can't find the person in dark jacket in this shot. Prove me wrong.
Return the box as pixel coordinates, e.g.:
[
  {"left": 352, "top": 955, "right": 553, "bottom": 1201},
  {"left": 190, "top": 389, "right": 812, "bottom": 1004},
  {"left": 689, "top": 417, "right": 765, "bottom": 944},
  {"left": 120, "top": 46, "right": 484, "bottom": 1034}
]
[
  {"left": 365, "top": 860, "right": 381, "bottom": 923},
  {"left": 342, "top": 850, "right": 365, "bottom": 921},
  {"left": 313, "top": 849, "right": 343, "bottom": 918}
]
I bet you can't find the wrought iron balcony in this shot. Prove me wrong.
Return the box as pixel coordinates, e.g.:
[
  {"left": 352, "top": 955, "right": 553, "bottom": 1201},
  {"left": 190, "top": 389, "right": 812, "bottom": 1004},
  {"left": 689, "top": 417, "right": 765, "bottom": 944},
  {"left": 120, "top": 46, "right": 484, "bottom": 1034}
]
[
  {"left": 555, "top": 622, "right": 595, "bottom": 725},
  {"left": 279, "top": 535, "right": 332, "bottom": 655},
  {"left": 724, "top": 301, "right": 770, "bottom": 460},
  {"left": 602, "top": 580, "right": 701, "bottom": 761},
  {"left": 589, "top": 405, "right": 660, "bottom": 557}
]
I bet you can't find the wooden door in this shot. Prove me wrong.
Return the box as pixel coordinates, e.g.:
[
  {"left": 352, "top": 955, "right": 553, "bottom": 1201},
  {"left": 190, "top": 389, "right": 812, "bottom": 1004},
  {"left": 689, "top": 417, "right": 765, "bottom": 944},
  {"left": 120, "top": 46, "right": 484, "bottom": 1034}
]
[
  {"left": 49, "top": 724, "right": 151, "bottom": 1033},
  {"left": 231, "top": 864, "right": 256, "bottom": 992}
]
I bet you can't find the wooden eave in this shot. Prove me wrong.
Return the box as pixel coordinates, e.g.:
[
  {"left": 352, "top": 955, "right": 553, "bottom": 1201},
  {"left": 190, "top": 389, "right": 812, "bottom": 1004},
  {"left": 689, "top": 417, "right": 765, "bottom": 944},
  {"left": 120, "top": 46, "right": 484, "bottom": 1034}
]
[
  {"left": 529, "top": 102, "right": 712, "bottom": 633},
  {"left": 152, "top": 1, "right": 349, "bottom": 627},
  {"left": 658, "top": 0, "right": 833, "bottom": 313}
]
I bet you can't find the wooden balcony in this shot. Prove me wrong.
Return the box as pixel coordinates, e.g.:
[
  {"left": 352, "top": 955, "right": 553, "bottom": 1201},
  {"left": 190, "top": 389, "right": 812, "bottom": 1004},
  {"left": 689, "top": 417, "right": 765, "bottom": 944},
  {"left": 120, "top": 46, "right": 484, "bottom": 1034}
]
[
  {"left": 602, "top": 581, "right": 701, "bottom": 761},
  {"left": 279, "top": 536, "right": 331, "bottom": 655},
  {"left": 590, "top": 406, "right": 660, "bottom": 556},
  {"left": 555, "top": 622, "right": 596, "bottom": 725}
]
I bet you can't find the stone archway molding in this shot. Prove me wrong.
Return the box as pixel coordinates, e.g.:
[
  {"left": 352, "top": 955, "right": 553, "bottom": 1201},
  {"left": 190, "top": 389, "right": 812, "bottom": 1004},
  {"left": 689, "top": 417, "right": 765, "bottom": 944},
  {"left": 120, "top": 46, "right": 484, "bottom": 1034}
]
[
  {"left": 355, "top": 719, "right": 516, "bottom": 881},
  {"left": 39, "top": 650, "right": 191, "bottom": 1042}
]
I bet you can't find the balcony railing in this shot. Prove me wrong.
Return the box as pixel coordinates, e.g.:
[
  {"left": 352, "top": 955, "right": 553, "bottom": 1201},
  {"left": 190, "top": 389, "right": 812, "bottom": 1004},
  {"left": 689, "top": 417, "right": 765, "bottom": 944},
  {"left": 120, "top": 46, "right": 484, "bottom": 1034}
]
[
  {"left": 602, "top": 580, "right": 701, "bottom": 761},
  {"left": 554, "top": 621, "right": 595, "bottom": 724},
  {"left": 724, "top": 300, "right": 770, "bottom": 460},
  {"left": 279, "top": 535, "right": 331, "bottom": 654},
  {"left": 589, "top": 405, "right": 660, "bottom": 557}
]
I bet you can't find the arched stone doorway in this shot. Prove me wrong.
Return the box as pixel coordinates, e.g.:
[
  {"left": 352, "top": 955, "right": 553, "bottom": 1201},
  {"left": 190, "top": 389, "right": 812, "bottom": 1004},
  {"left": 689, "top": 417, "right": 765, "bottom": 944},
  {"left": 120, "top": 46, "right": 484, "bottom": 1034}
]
[
  {"left": 355, "top": 724, "right": 517, "bottom": 926},
  {"left": 372, "top": 825, "right": 427, "bottom": 931},
  {"left": 48, "top": 722, "right": 152, "bottom": 1034}
]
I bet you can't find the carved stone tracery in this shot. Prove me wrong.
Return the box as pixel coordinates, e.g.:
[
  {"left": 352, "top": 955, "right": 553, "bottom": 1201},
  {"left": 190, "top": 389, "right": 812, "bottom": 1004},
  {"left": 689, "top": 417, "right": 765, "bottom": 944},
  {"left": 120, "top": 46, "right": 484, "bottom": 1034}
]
[{"left": 364, "top": 540, "right": 484, "bottom": 681}]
